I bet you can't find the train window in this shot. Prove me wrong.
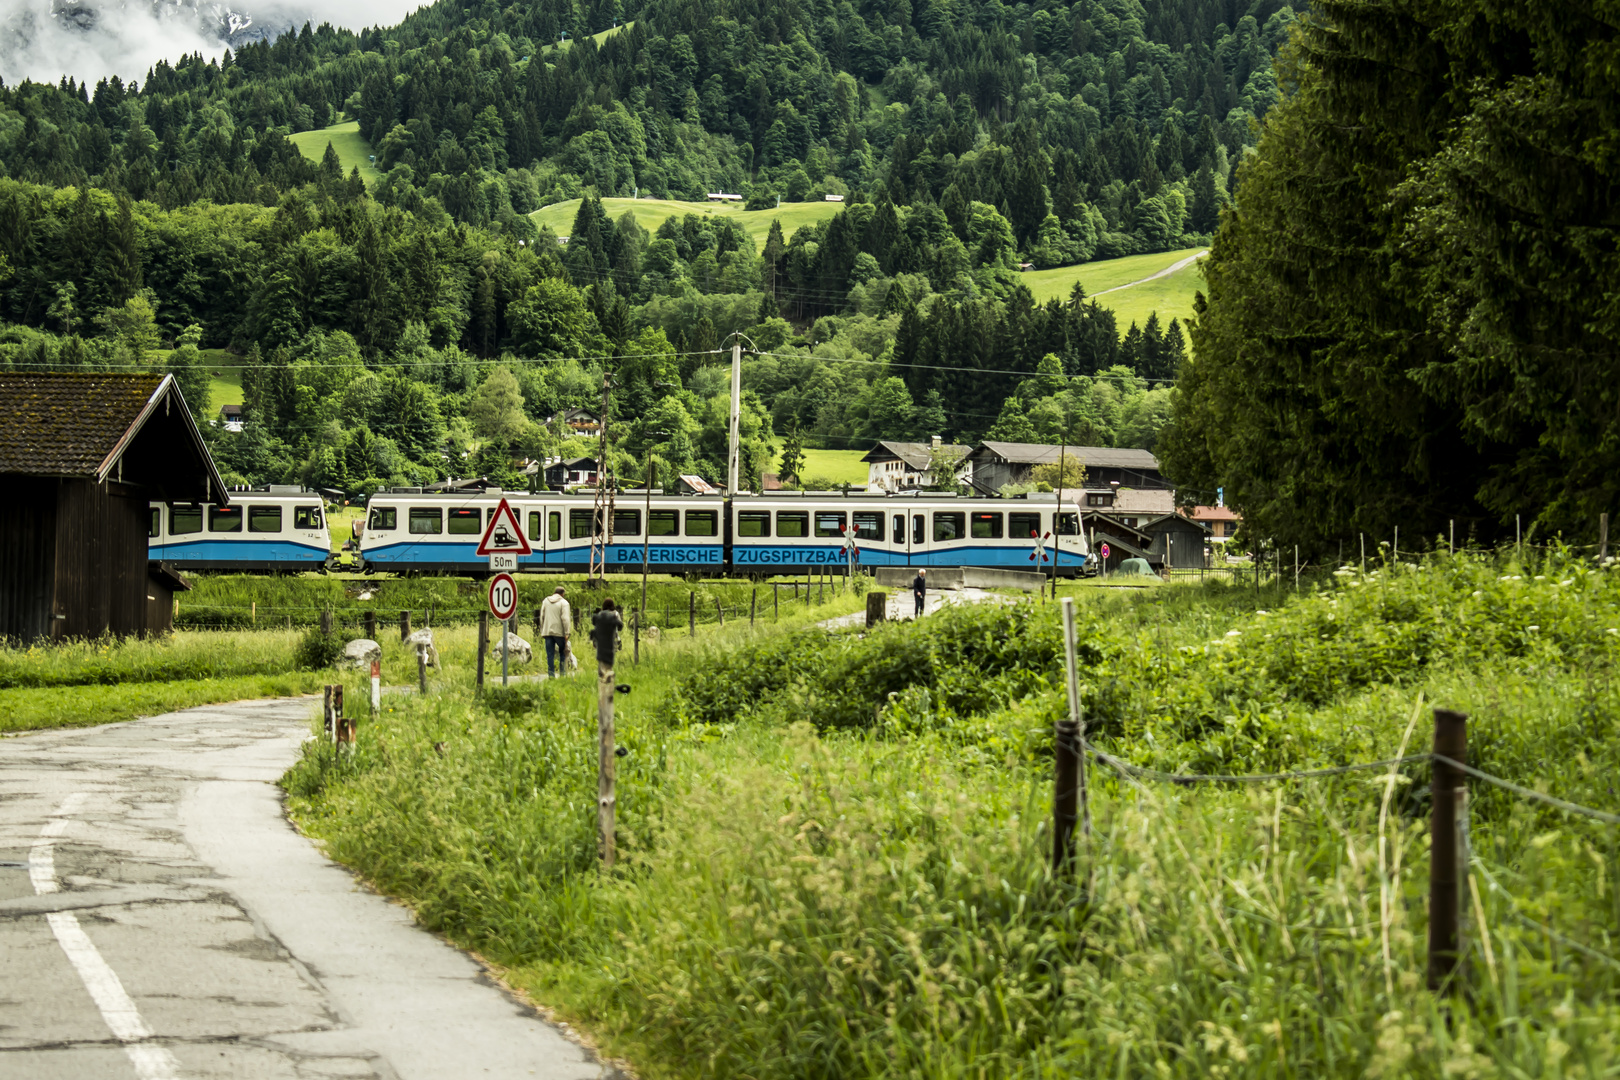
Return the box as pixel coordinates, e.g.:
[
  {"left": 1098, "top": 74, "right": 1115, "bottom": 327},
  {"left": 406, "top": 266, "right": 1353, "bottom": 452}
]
[
  {"left": 892, "top": 514, "right": 904, "bottom": 545},
  {"left": 649, "top": 510, "right": 679, "bottom": 536},
  {"left": 814, "top": 511, "right": 846, "bottom": 538},
  {"left": 933, "top": 512, "right": 964, "bottom": 542},
  {"left": 549, "top": 512, "right": 561, "bottom": 542},
  {"left": 570, "top": 509, "right": 597, "bottom": 539},
  {"left": 776, "top": 511, "right": 808, "bottom": 538},
  {"left": 913, "top": 514, "right": 925, "bottom": 545},
  {"left": 368, "top": 507, "right": 397, "bottom": 531},
  {"left": 408, "top": 507, "right": 442, "bottom": 534},
  {"left": 171, "top": 507, "right": 202, "bottom": 534},
  {"left": 1010, "top": 512, "right": 1042, "bottom": 539},
  {"left": 528, "top": 511, "right": 543, "bottom": 541},
  {"left": 249, "top": 506, "right": 283, "bottom": 533},
  {"left": 1056, "top": 513, "right": 1079, "bottom": 536},
  {"left": 737, "top": 511, "right": 771, "bottom": 538},
  {"left": 853, "top": 512, "right": 882, "bottom": 541},
  {"left": 209, "top": 506, "right": 243, "bottom": 533},
  {"left": 970, "top": 512, "right": 1003, "bottom": 540},
  {"left": 685, "top": 510, "right": 718, "bottom": 537},
  {"left": 614, "top": 509, "right": 641, "bottom": 536},
  {"left": 447, "top": 508, "right": 482, "bottom": 535},
  {"left": 295, "top": 506, "right": 322, "bottom": 530},
  {"left": 149, "top": 508, "right": 161, "bottom": 538}
]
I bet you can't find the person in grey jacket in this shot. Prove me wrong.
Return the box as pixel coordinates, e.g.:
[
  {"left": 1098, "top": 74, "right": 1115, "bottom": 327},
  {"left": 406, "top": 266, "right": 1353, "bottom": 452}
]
[{"left": 537, "top": 586, "right": 573, "bottom": 677}]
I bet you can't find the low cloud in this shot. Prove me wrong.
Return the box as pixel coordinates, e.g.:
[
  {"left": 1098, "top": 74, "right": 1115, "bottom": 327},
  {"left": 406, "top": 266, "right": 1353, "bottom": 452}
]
[{"left": 0, "top": 0, "right": 425, "bottom": 89}]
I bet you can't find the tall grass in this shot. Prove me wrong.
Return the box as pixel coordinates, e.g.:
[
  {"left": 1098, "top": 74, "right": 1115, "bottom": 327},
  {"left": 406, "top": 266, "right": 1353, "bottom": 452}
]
[
  {"left": 178, "top": 572, "right": 856, "bottom": 630},
  {"left": 284, "top": 550, "right": 1620, "bottom": 1077}
]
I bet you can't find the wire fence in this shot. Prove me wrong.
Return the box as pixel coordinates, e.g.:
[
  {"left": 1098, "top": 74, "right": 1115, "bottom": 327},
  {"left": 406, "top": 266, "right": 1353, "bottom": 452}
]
[
  {"left": 172, "top": 579, "right": 859, "bottom": 633},
  {"left": 1070, "top": 718, "right": 1620, "bottom": 984}
]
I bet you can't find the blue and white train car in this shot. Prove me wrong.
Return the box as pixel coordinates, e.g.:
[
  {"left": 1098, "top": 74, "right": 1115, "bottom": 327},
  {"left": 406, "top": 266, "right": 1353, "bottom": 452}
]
[
  {"left": 727, "top": 493, "right": 1092, "bottom": 574},
  {"left": 358, "top": 490, "right": 729, "bottom": 574},
  {"left": 148, "top": 487, "right": 330, "bottom": 571}
]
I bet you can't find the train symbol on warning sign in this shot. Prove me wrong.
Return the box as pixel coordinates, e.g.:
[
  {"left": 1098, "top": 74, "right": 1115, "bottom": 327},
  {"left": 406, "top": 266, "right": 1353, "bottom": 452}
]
[{"left": 476, "top": 498, "right": 532, "bottom": 557}]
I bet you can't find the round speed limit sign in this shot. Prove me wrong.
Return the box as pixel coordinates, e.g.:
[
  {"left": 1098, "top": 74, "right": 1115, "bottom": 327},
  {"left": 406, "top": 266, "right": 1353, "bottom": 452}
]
[{"left": 487, "top": 572, "right": 518, "bottom": 621}]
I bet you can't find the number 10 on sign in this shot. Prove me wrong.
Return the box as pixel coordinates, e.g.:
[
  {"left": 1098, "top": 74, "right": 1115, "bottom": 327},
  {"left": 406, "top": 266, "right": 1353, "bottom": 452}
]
[{"left": 488, "top": 573, "right": 518, "bottom": 621}]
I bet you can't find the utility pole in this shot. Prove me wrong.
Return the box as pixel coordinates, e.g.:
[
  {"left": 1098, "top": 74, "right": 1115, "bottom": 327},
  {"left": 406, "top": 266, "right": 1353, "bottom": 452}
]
[
  {"left": 588, "top": 371, "right": 618, "bottom": 586},
  {"left": 726, "top": 335, "right": 743, "bottom": 494}
]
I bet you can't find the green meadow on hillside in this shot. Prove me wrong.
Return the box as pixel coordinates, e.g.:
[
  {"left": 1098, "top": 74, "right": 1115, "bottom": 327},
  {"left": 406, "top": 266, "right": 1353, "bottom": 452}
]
[
  {"left": 531, "top": 197, "right": 844, "bottom": 246},
  {"left": 288, "top": 121, "right": 381, "bottom": 184},
  {"left": 1023, "top": 246, "right": 1207, "bottom": 329}
]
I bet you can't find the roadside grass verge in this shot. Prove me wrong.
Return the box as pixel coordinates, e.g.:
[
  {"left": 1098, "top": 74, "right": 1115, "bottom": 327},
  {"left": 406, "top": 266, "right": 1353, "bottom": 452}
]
[
  {"left": 0, "top": 673, "right": 328, "bottom": 734},
  {"left": 285, "top": 551, "right": 1620, "bottom": 1077}
]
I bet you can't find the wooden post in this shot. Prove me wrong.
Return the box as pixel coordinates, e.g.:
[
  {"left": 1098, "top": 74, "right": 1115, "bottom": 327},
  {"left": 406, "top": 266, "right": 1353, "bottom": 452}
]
[
  {"left": 715, "top": 597, "right": 724, "bottom": 626},
  {"left": 286, "top": 615, "right": 293, "bottom": 631},
  {"left": 1449, "top": 519, "right": 1455, "bottom": 556},
  {"left": 534, "top": 607, "right": 542, "bottom": 640},
  {"left": 688, "top": 591, "right": 696, "bottom": 636},
  {"left": 400, "top": 611, "right": 411, "bottom": 641},
  {"left": 1601, "top": 513, "right": 1610, "bottom": 561},
  {"left": 1056, "top": 598, "right": 1090, "bottom": 870},
  {"left": 633, "top": 609, "right": 640, "bottom": 664},
  {"left": 750, "top": 587, "right": 757, "bottom": 627},
  {"left": 598, "top": 655, "right": 617, "bottom": 868},
  {"left": 1428, "top": 708, "right": 1469, "bottom": 992},
  {"left": 866, "top": 591, "right": 886, "bottom": 629},
  {"left": 320, "top": 608, "right": 332, "bottom": 636},
  {"left": 251, "top": 601, "right": 256, "bottom": 625},
  {"left": 322, "top": 685, "right": 334, "bottom": 741},
  {"left": 476, "top": 612, "right": 488, "bottom": 693},
  {"left": 364, "top": 610, "right": 376, "bottom": 641},
  {"left": 331, "top": 685, "right": 345, "bottom": 743}
]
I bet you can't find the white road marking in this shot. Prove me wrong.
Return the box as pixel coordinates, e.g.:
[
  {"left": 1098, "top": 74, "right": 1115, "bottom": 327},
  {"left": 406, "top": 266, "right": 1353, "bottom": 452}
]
[{"left": 32, "top": 793, "right": 180, "bottom": 1080}]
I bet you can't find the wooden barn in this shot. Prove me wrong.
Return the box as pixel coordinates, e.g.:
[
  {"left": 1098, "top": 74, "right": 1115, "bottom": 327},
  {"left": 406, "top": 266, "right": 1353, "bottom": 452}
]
[{"left": 0, "top": 373, "right": 225, "bottom": 642}]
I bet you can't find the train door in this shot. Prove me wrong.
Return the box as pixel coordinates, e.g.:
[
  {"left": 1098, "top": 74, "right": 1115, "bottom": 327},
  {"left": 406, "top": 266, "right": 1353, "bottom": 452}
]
[{"left": 910, "top": 509, "right": 928, "bottom": 566}]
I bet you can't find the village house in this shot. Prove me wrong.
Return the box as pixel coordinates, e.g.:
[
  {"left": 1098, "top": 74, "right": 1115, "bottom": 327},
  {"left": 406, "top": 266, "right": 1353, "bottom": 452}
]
[
  {"left": 965, "top": 440, "right": 1172, "bottom": 501},
  {"left": 1190, "top": 504, "right": 1242, "bottom": 543},
  {"left": 860, "top": 437, "right": 971, "bottom": 492}
]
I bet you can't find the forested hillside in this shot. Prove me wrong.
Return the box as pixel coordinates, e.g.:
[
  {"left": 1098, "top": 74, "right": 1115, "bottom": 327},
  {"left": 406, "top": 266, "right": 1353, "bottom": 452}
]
[
  {"left": 1161, "top": 0, "right": 1620, "bottom": 553},
  {"left": 0, "top": 0, "right": 1296, "bottom": 494}
]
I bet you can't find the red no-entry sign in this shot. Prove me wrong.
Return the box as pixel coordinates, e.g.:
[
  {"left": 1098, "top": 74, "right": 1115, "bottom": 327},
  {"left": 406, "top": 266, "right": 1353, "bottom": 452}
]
[{"left": 487, "top": 573, "right": 518, "bottom": 621}]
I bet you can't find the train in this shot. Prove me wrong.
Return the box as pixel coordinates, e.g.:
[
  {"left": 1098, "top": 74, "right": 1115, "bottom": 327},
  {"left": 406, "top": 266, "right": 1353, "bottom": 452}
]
[
  {"left": 147, "top": 486, "right": 331, "bottom": 571},
  {"left": 149, "top": 486, "right": 1098, "bottom": 576}
]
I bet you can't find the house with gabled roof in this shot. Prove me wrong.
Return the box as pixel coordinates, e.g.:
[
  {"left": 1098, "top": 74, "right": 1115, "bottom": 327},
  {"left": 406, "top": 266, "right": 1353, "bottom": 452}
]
[
  {"left": 861, "top": 437, "right": 971, "bottom": 492},
  {"left": 1, "top": 373, "right": 224, "bottom": 640}
]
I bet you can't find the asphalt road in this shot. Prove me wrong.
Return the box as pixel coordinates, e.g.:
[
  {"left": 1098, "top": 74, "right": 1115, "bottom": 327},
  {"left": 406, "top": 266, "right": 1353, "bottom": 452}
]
[{"left": 0, "top": 698, "right": 612, "bottom": 1080}]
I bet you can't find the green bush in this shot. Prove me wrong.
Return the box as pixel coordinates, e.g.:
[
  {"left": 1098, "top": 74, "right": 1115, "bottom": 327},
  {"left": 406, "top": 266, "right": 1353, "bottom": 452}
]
[{"left": 293, "top": 626, "right": 348, "bottom": 670}]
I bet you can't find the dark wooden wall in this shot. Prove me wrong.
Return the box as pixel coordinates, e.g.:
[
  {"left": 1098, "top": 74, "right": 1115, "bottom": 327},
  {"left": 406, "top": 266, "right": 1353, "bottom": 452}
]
[
  {"left": 0, "top": 478, "right": 156, "bottom": 641},
  {"left": 0, "top": 478, "right": 58, "bottom": 642},
  {"left": 1148, "top": 520, "right": 1211, "bottom": 569}
]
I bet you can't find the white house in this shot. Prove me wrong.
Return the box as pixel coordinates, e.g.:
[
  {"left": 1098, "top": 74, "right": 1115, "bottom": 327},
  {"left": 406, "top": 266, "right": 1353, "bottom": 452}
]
[{"left": 860, "top": 437, "right": 971, "bottom": 492}]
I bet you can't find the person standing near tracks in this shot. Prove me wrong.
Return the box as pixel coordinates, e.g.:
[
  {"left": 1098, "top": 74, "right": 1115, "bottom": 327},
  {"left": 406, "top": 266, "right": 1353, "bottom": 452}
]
[
  {"left": 911, "top": 568, "right": 927, "bottom": 617},
  {"left": 538, "top": 586, "right": 573, "bottom": 678}
]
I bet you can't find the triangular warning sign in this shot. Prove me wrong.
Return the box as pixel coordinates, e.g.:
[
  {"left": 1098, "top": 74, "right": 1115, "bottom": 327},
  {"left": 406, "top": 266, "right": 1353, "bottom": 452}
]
[{"left": 476, "top": 497, "right": 533, "bottom": 556}]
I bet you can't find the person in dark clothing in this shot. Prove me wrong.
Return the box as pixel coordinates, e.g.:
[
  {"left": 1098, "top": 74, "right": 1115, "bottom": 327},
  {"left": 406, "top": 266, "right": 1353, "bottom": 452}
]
[
  {"left": 911, "top": 569, "right": 927, "bottom": 617},
  {"left": 590, "top": 598, "right": 624, "bottom": 674}
]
